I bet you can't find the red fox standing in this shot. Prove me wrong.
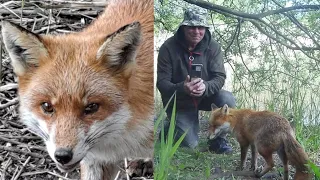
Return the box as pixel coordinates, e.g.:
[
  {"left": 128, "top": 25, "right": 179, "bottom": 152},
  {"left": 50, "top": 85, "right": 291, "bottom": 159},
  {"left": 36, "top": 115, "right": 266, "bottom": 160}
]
[
  {"left": 208, "top": 104, "right": 311, "bottom": 180},
  {"left": 1, "top": 0, "right": 154, "bottom": 179}
]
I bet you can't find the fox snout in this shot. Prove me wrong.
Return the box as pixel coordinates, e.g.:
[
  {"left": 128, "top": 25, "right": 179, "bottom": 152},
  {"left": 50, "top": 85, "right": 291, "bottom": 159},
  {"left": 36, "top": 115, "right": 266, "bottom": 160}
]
[
  {"left": 208, "top": 129, "right": 222, "bottom": 140},
  {"left": 51, "top": 146, "right": 83, "bottom": 172},
  {"left": 54, "top": 148, "right": 73, "bottom": 164},
  {"left": 208, "top": 122, "right": 231, "bottom": 139},
  {"left": 208, "top": 131, "right": 217, "bottom": 140}
]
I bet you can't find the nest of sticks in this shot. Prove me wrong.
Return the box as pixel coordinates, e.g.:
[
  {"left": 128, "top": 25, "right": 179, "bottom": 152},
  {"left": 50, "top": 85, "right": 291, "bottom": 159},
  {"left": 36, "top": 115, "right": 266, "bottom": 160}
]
[{"left": 0, "top": 1, "right": 153, "bottom": 179}]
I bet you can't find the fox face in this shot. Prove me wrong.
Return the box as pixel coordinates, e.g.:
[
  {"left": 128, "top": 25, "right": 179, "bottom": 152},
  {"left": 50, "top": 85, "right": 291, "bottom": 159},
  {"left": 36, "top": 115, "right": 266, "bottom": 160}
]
[
  {"left": 1, "top": 21, "right": 150, "bottom": 172},
  {"left": 208, "top": 104, "right": 231, "bottom": 139}
]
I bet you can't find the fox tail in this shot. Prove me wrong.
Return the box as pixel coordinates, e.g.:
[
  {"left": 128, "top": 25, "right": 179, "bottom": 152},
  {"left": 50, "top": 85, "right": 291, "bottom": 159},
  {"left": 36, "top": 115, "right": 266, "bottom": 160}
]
[{"left": 284, "top": 134, "right": 312, "bottom": 180}]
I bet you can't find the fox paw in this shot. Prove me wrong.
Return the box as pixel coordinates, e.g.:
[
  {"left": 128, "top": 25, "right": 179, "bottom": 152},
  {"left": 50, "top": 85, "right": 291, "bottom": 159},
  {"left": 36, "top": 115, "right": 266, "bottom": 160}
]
[
  {"left": 126, "top": 158, "right": 153, "bottom": 178},
  {"left": 254, "top": 169, "right": 262, "bottom": 178},
  {"left": 249, "top": 166, "right": 257, "bottom": 171}
]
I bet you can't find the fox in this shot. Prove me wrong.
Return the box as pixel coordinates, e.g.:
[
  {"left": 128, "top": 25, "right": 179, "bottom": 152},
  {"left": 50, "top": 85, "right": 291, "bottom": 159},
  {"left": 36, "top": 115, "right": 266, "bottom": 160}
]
[
  {"left": 1, "top": 0, "right": 154, "bottom": 179},
  {"left": 208, "top": 104, "right": 311, "bottom": 180}
]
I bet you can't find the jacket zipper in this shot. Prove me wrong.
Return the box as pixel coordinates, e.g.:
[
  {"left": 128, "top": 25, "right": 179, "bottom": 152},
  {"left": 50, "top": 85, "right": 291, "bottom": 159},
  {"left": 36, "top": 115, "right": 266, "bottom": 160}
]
[{"left": 188, "top": 51, "right": 198, "bottom": 110}]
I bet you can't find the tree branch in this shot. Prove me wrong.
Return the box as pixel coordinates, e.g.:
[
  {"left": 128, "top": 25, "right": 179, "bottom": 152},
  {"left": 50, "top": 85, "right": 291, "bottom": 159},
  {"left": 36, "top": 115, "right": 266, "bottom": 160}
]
[
  {"left": 183, "top": 0, "right": 320, "bottom": 52},
  {"left": 154, "top": 19, "right": 174, "bottom": 32},
  {"left": 235, "top": 20, "right": 257, "bottom": 85},
  {"left": 224, "top": 19, "right": 239, "bottom": 55},
  {"left": 183, "top": 0, "right": 261, "bottom": 19},
  {"left": 183, "top": 0, "right": 320, "bottom": 19},
  {"left": 259, "top": 4, "right": 320, "bottom": 18},
  {"left": 258, "top": 19, "right": 320, "bottom": 51},
  {"left": 271, "top": 0, "right": 320, "bottom": 48},
  {"left": 249, "top": 20, "right": 297, "bottom": 49},
  {"left": 249, "top": 20, "right": 320, "bottom": 56}
]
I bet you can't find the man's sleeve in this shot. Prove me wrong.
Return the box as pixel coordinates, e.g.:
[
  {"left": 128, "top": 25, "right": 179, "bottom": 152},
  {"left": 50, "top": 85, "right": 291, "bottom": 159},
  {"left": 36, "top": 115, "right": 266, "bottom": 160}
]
[
  {"left": 156, "top": 44, "right": 186, "bottom": 96},
  {"left": 203, "top": 44, "right": 226, "bottom": 97}
]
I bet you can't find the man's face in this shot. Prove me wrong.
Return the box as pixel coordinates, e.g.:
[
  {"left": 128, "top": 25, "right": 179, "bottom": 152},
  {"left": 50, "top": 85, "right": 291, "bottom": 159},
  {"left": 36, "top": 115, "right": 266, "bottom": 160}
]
[{"left": 183, "top": 26, "right": 206, "bottom": 46}]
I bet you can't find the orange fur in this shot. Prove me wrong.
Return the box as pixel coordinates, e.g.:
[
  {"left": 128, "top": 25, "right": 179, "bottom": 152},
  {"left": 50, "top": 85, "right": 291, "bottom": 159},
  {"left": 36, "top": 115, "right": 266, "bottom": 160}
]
[{"left": 208, "top": 105, "right": 312, "bottom": 180}]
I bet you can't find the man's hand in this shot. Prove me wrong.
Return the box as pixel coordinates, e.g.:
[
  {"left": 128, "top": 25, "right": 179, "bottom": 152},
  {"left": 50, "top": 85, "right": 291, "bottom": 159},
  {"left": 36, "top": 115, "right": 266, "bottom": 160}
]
[
  {"left": 184, "top": 75, "right": 206, "bottom": 97},
  {"left": 191, "top": 81, "right": 205, "bottom": 97}
]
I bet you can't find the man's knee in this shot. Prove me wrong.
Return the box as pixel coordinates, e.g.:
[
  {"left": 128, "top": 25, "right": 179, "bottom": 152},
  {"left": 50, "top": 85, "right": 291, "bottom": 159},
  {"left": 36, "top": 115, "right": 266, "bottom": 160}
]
[
  {"left": 214, "top": 90, "right": 236, "bottom": 108},
  {"left": 174, "top": 124, "right": 199, "bottom": 148},
  {"left": 161, "top": 125, "right": 198, "bottom": 149},
  {"left": 198, "top": 90, "right": 236, "bottom": 111},
  {"left": 160, "top": 118, "right": 199, "bottom": 149},
  {"left": 180, "top": 133, "right": 199, "bottom": 148}
]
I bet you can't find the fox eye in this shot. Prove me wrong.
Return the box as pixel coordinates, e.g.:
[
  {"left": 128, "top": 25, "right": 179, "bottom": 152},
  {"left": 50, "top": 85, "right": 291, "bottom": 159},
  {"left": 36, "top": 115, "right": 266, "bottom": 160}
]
[
  {"left": 41, "top": 102, "right": 54, "bottom": 114},
  {"left": 84, "top": 103, "right": 99, "bottom": 115}
]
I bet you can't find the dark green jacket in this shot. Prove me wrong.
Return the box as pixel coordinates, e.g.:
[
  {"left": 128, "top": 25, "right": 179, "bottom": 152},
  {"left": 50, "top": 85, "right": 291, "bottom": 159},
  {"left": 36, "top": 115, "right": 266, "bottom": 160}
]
[{"left": 157, "top": 27, "right": 226, "bottom": 110}]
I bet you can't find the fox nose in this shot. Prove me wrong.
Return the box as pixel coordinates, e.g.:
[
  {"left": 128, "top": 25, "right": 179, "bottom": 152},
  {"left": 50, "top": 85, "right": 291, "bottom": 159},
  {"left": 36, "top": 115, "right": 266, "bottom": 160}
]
[{"left": 54, "top": 148, "right": 73, "bottom": 164}]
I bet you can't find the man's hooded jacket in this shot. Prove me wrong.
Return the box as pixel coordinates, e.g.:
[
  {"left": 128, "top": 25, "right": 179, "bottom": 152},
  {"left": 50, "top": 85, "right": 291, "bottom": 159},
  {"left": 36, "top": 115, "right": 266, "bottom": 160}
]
[{"left": 157, "top": 25, "right": 226, "bottom": 110}]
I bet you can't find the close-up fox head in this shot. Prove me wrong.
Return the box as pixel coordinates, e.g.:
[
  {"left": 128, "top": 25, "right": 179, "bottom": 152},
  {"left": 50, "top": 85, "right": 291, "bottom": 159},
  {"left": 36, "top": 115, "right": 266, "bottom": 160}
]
[
  {"left": 208, "top": 104, "right": 232, "bottom": 140},
  {"left": 1, "top": 18, "right": 152, "bottom": 172}
]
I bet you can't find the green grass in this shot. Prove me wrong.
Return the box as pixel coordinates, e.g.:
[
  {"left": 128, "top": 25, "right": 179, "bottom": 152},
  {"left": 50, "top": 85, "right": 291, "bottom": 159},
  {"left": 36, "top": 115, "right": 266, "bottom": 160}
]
[
  {"left": 154, "top": 93, "right": 187, "bottom": 180},
  {"left": 165, "top": 139, "right": 240, "bottom": 180}
]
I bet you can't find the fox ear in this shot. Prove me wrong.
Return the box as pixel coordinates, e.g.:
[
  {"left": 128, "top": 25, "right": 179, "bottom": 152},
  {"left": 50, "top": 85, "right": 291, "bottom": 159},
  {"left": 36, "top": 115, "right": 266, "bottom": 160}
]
[
  {"left": 211, "top": 103, "right": 218, "bottom": 110},
  {"left": 221, "top": 104, "right": 229, "bottom": 115},
  {"left": 96, "top": 22, "right": 142, "bottom": 76},
  {"left": 1, "top": 21, "right": 48, "bottom": 76}
]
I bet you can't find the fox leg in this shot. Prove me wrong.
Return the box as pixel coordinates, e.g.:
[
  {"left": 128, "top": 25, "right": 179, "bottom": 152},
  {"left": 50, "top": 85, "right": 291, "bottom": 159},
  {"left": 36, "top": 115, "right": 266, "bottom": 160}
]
[
  {"left": 80, "top": 162, "right": 103, "bottom": 180},
  {"left": 80, "top": 161, "right": 118, "bottom": 180},
  {"left": 277, "top": 145, "right": 289, "bottom": 180},
  {"left": 255, "top": 150, "right": 274, "bottom": 178},
  {"left": 126, "top": 158, "right": 154, "bottom": 177},
  {"left": 102, "top": 163, "right": 119, "bottom": 180},
  {"left": 250, "top": 144, "right": 257, "bottom": 171},
  {"left": 238, "top": 143, "right": 249, "bottom": 170}
]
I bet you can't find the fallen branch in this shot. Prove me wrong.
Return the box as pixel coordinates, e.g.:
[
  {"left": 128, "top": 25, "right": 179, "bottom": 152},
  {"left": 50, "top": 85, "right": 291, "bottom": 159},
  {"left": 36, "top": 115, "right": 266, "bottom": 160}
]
[
  {"left": 0, "top": 97, "right": 19, "bottom": 109},
  {"left": 0, "top": 41, "right": 2, "bottom": 82},
  {"left": 12, "top": 156, "right": 31, "bottom": 180},
  {"left": 30, "top": 1, "right": 107, "bottom": 9},
  {"left": 2, "top": 157, "right": 12, "bottom": 180},
  {"left": 0, "top": 135, "right": 42, "bottom": 140},
  {"left": 46, "top": 171, "right": 78, "bottom": 180},
  {"left": 0, "top": 136, "right": 46, "bottom": 151},
  {"left": 0, "top": 9, "right": 101, "bottom": 17},
  {"left": 211, "top": 170, "right": 279, "bottom": 179},
  {"left": 20, "top": 170, "right": 78, "bottom": 180},
  {"left": 0, "top": 83, "right": 18, "bottom": 92},
  {"left": 0, "top": 145, "right": 46, "bottom": 159}
]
